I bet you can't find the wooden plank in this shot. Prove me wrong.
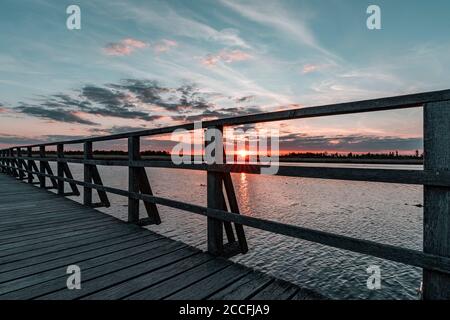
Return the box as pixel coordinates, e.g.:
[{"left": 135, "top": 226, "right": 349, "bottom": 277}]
[
  {"left": 250, "top": 279, "right": 299, "bottom": 300},
  {"left": 223, "top": 173, "right": 248, "bottom": 253},
  {"left": 0, "top": 227, "right": 137, "bottom": 265},
  {"left": 39, "top": 146, "right": 46, "bottom": 188},
  {"left": 0, "top": 220, "right": 120, "bottom": 251},
  {"left": 165, "top": 264, "right": 250, "bottom": 300},
  {"left": 38, "top": 247, "right": 200, "bottom": 300},
  {"left": 137, "top": 167, "right": 160, "bottom": 224},
  {"left": 0, "top": 203, "right": 107, "bottom": 219},
  {"left": 56, "top": 144, "right": 64, "bottom": 195},
  {"left": 0, "top": 232, "right": 157, "bottom": 283},
  {"left": 16, "top": 148, "right": 25, "bottom": 180},
  {"left": 0, "top": 210, "right": 100, "bottom": 228},
  {"left": 128, "top": 136, "right": 140, "bottom": 223},
  {"left": 98, "top": 254, "right": 219, "bottom": 300},
  {"left": 0, "top": 222, "right": 129, "bottom": 257},
  {"left": 83, "top": 141, "right": 93, "bottom": 206},
  {"left": 0, "top": 211, "right": 107, "bottom": 231},
  {"left": 90, "top": 165, "right": 110, "bottom": 207},
  {"left": 43, "top": 161, "right": 58, "bottom": 189},
  {"left": 290, "top": 288, "right": 326, "bottom": 300},
  {"left": 208, "top": 271, "right": 273, "bottom": 300},
  {"left": 125, "top": 258, "right": 231, "bottom": 300},
  {"left": 0, "top": 201, "right": 97, "bottom": 217},
  {"left": 0, "top": 203, "right": 102, "bottom": 221},
  {"left": 207, "top": 169, "right": 224, "bottom": 255},
  {"left": 423, "top": 101, "right": 450, "bottom": 300},
  {"left": 0, "top": 216, "right": 115, "bottom": 242},
  {"left": 0, "top": 239, "right": 180, "bottom": 299},
  {"left": 14, "top": 157, "right": 450, "bottom": 187},
  {"left": 0, "top": 227, "right": 145, "bottom": 271},
  {"left": 0, "top": 235, "right": 166, "bottom": 298},
  {"left": 9, "top": 149, "right": 18, "bottom": 177},
  {"left": 26, "top": 147, "right": 33, "bottom": 183},
  {"left": 220, "top": 134, "right": 238, "bottom": 247},
  {"left": 206, "top": 126, "right": 224, "bottom": 256},
  {"left": 61, "top": 163, "right": 79, "bottom": 196}
]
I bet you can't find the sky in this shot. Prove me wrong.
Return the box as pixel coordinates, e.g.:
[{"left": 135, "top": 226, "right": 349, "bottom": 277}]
[{"left": 1, "top": 0, "right": 450, "bottom": 153}]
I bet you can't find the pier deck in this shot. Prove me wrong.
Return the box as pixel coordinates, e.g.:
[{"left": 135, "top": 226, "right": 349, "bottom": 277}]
[{"left": 0, "top": 174, "right": 320, "bottom": 300}]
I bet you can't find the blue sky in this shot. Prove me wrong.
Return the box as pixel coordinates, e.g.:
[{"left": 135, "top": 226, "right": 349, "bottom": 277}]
[{"left": 1, "top": 0, "right": 449, "bottom": 152}]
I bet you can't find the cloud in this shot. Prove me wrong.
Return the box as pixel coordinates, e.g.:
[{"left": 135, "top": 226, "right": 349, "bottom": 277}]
[
  {"left": 110, "top": 79, "right": 215, "bottom": 112},
  {"left": 279, "top": 133, "right": 422, "bottom": 152},
  {"left": 90, "top": 125, "right": 147, "bottom": 135},
  {"left": 235, "top": 95, "right": 254, "bottom": 103},
  {"left": 15, "top": 103, "right": 97, "bottom": 125},
  {"left": 118, "top": 3, "right": 250, "bottom": 48},
  {"left": 0, "top": 133, "right": 90, "bottom": 147},
  {"left": 220, "top": 0, "right": 335, "bottom": 58},
  {"left": 0, "top": 133, "right": 43, "bottom": 145},
  {"left": 202, "top": 49, "right": 252, "bottom": 66},
  {"left": 10, "top": 79, "right": 231, "bottom": 125},
  {"left": 153, "top": 39, "right": 178, "bottom": 53},
  {"left": 302, "top": 64, "right": 320, "bottom": 74},
  {"left": 171, "top": 105, "right": 262, "bottom": 122},
  {"left": 103, "top": 38, "right": 148, "bottom": 56}
]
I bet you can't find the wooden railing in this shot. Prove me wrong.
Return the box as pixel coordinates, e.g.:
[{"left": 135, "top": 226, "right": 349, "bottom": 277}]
[{"left": 1, "top": 89, "right": 450, "bottom": 299}]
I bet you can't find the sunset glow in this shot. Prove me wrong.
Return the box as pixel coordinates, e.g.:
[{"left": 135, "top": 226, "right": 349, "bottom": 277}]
[{"left": 1, "top": 0, "right": 447, "bottom": 155}]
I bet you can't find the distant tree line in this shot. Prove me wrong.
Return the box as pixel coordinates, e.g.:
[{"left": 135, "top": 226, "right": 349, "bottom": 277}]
[
  {"left": 281, "top": 150, "right": 423, "bottom": 160},
  {"left": 30, "top": 149, "right": 422, "bottom": 160}
]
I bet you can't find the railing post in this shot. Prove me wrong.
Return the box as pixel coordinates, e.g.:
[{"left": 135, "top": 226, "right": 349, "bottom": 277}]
[
  {"left": 423, "top": 101, "right": 450, "bottom": 300},
  {"left": 16, "top": 147, "right": 24, "bottom": 180},
  {"left": 39, "top": 146, "right": 46, "bottom": 188},
  {"left": 206, "top": 126, "right": 224, "bottom": 255},
  {"left": 8, "top": 148, "right": 13, "bottom": 176},
  {"left": 128, "top": 136, "right": 140, "bottom": 223},
  {"left": 0, "top": 150, "right": 4, "bottom": 174},
  {"left": 27, "top": 147, "right": 33, "bottom": 184},
  {"left": 57, "top": 144, "right": 64, "bottom": 195},
  {"left": 83, "top": 141, "right": 93, "bottom": 206}
]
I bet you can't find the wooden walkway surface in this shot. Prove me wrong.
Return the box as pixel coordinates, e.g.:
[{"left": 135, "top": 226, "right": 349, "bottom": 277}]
[{"left": 0, "top": 174, "right": 321, "bottom": 300}]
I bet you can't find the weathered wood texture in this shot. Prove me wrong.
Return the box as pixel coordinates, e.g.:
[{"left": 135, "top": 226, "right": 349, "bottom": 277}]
[
  {"left": 0, "top": 175, "right": 317, "bottom": 300},
  {"left": 6, "top": 157, "right": 450, "bottom": 187},
  {"left": 2, "top": 90, "right": 450, "bottom": 299},
  {"left": 127, "top": 136, "right": 161, "bottom": 225},
  {"left": 3, "top": 157, "right": 450, "bottom": 277},
  {"left": 423, "top": 101, "right": 450, "bottom": 300}
]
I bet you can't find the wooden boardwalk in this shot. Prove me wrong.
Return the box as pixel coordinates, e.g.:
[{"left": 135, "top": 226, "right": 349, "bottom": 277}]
[{"left": 0, "top": 174, "right": 321, "bottom": 300}]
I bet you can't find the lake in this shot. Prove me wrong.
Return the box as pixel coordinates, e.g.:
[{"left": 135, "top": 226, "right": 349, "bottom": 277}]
[{"left": 50, "top": 162, "right": 423, "bottom": 300}]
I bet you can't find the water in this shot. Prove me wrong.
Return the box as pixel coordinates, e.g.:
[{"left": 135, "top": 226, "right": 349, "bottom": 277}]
[{"left": 52, "top": 162, "right": 423, "bottom": 300}]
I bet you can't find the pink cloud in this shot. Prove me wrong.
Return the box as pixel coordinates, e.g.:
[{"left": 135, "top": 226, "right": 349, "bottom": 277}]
[
  {"left": 154, "top": 39, "right": 178, "bottom": 53},
  {"left": 302, "top": 64, "right": 320, "bottom": 74},
  {"left": 103, "top": 38, "right": 148, "bottom": 56},
  {"left": 202, "top": 49, "right": 252, "bottom": 66}
]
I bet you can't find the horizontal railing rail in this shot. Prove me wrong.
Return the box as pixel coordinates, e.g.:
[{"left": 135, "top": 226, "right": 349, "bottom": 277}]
[
  {"left": 2, "top": 89, "right": 450, "bottom": 299},
  {"left": 3, "top": 156, "right": 450, "bottom": 187}
]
